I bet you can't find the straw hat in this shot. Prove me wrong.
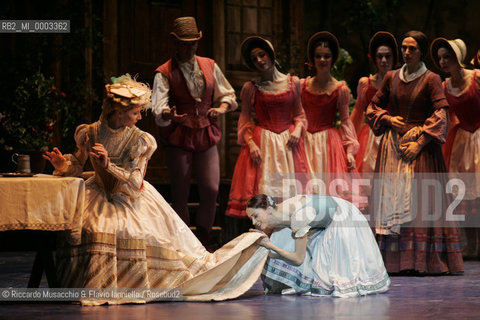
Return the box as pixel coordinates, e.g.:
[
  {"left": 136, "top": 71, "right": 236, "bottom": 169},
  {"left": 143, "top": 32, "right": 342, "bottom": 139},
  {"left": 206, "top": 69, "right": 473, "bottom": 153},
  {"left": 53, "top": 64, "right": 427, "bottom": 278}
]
[
  {"left": 369, "top": 31, "right": 398, "bottom": 66},
  {"left": 307, "top": 31, "right": 340, "bottom": 64},
  {"left": 105, "top": 74, "right": 151, "bottom": 108},
  {"left": 430, "top": 37, "right": 467, "bottom": 70},
  {"left": 170, "top": 17, "right": 202, "bottom": 42},
  {"left": 241, "top": 36, "right": 275, "bottom": 71}
]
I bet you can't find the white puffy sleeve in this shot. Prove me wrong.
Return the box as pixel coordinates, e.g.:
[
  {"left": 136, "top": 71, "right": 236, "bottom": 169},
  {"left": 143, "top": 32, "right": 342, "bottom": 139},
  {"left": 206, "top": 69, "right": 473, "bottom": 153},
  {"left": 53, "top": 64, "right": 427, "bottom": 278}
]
[
  {"left": 212, "top": 63, "right": 238, "bottom": 111},
  {"left": 281, "top": 195, "right": 316, "bottom": 238},
  {"left": 152, "top": 72, "right": 172, "bottom": 127},
  {"left": 290, "top": 206, "right": 317, "bottom": 238}
]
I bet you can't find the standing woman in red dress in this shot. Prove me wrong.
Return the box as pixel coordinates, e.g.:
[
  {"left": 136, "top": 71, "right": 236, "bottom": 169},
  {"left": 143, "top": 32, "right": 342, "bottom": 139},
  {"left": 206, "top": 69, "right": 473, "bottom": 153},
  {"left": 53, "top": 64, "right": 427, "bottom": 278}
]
[
  {"left": 226, "top": 36, "right": 310, "bottom": 218},
  {"left": 301, "top": 32, "right": 359, "bottom": 199},
  {"left": 431, "top": 38, "right": 480, "bottom": 258},
  {"left": 350, "top": 31, "right": 398, "bottom": 174},
  {"left": 366, "top": 30, "right": 464, "bottom": 274}
]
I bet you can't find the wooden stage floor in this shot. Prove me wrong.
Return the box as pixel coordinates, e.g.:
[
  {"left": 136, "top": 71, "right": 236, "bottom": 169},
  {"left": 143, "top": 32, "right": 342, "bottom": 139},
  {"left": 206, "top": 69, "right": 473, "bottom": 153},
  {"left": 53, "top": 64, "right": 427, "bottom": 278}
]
[{"left": 0, "top": 252, "right": 479, "bottom": 319}]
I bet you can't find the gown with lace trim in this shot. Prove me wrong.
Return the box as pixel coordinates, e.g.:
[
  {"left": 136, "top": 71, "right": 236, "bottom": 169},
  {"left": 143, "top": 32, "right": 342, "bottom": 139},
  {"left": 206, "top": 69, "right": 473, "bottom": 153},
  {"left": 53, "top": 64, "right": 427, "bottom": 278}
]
[{"left": 55, "top": 120, "right": 267, "bottom": 304}]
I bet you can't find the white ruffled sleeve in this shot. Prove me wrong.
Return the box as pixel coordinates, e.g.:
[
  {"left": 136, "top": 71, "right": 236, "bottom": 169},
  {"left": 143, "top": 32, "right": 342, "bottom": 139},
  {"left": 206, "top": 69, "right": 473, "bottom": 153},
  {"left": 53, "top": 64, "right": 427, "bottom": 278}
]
[
  {"left": 212, "top": 63, "right": 238, "bottom": 111},
  {"left": 152, "top": 72, "right": 172, "bottom": 127},
  {"left": 290, "top": 206, "right": 317, "bottom": 238},
  {"left": 281, "top": 195, "right": 316, "bottom": 238}
]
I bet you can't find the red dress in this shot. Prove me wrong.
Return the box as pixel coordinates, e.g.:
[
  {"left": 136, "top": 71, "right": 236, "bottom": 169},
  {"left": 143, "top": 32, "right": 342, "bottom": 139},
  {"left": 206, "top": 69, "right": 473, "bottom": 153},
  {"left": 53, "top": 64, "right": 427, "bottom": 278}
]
[
  {"left": 301, "top": 79, "right": 360, "bottom": 205},
  {"left": 442, "top": 70, "right": 480, "bottom": 215},
  {"left": 226, "top": 76, "right": 310, "bottom": 218}
]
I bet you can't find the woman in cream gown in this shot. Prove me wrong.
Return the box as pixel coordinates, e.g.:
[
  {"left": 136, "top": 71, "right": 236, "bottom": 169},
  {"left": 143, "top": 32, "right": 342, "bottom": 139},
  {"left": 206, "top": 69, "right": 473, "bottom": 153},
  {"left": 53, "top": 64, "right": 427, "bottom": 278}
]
[{"left": 44, "top": 75, "right": 267, "bottom": 305}]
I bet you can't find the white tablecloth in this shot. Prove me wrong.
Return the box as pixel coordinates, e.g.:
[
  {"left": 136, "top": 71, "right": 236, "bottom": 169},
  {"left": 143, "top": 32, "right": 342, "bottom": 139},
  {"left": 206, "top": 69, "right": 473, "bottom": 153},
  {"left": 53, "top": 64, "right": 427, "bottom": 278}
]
[{"left": 0, "top": 174, "right": 85, "bottom": 238}]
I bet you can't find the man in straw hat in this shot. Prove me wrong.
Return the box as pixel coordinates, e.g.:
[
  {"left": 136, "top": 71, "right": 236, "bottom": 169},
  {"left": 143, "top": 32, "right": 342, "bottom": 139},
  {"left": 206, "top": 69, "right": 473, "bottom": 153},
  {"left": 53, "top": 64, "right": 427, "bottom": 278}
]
[{"left": 152, "top": 16, "right": 237, "bottom": 248}]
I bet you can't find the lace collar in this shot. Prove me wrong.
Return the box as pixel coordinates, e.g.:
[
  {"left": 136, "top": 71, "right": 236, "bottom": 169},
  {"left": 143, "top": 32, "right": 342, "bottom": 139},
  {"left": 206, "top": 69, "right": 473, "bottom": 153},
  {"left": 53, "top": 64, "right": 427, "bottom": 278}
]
[{"left": 399, "top": 62, "right": 427, "bottom": 83}]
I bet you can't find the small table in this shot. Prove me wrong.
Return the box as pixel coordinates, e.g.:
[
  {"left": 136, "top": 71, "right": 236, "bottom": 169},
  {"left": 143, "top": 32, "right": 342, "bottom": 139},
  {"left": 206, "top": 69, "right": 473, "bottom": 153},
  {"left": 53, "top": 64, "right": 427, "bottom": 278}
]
[{"left": 0, "top": 174, "right": 85, "bottom": 287}]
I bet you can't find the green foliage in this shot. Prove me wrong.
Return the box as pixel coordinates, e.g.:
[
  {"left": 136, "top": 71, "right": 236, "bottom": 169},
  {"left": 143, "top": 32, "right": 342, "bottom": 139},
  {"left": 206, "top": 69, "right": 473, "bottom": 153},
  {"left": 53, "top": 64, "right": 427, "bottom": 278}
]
[
  {"left": 0, "top": 0, "right": 103, "bottom": 154},
  {"left": 342, "top": 0, "right": 400, "bottom": 36},
  {"left": 332, "top": 48, "right": 354, "bottom": 81},
  {"left": 0, "top": 72, "right": 71, "bottom": 152}
]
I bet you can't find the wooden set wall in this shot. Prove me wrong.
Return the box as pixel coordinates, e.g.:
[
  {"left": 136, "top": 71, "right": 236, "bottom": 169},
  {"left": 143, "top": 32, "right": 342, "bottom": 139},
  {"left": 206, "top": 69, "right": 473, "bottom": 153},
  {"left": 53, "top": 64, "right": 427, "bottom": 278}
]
[
  {"left": 104, "top": 0, "right": 480, "bottom": 185},
  {"left": 103, "top": 0, "right": 211, "bottom": 183},
  {"left": 102, "top": 0, "right": 303, "bottom": 184},
  {"left": 302, "top": 0, "right": 480, "bottom": 93},
  {"left": 2, "top": 0, "right": 479, "bottom": 178}
]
